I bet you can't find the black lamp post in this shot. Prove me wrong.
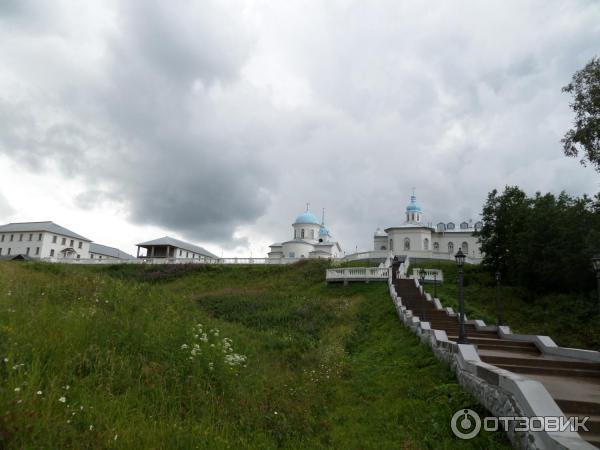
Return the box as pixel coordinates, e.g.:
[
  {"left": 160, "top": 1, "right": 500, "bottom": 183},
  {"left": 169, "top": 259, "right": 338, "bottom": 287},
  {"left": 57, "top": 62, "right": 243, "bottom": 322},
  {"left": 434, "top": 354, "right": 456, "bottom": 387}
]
[
  {"left": 419, "top": 267, "right": 427, "bottom": 322},
  {"left": 592, "top": 255, "right": 600, "bottom": 309},
  {"left": 455, "top": 249, "right": 468, "bottom": 344},
  {"left": 495, "top": 270, "right": 504, "bottom": 326}
]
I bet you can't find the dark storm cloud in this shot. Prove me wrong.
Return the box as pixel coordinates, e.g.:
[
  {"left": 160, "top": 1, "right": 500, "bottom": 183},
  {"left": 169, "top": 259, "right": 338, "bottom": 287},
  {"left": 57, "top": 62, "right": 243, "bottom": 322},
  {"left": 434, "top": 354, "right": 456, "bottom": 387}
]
[
  {"left": 1, "top": 0, "right": 600, "bottom": 253},
  {"left": 0, "top": 0, "right": 277, "bottom": 243}
]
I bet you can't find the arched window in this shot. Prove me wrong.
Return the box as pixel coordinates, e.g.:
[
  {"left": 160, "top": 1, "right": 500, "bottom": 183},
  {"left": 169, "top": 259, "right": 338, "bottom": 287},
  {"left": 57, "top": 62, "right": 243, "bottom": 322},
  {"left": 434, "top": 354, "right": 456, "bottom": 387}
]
[
  {"left": 294, "top": 229, "right": 298, "bottom": 239},
  {"left": 310, "top": 229, "right": 315, "bottom": 239},
  {"left": 433, "top": 242, "right": 439, "bottom": 252},
  {"left": 448, "top": 242, "right": 454, "bottom": 254},
  {"left": 404, "top": 238, "right": 410, "bottom": 251},
  {"left": 437, "top": 222, "right": 445, "bottom": 232},
  {"left": 447, "top": 222, "right": 455, "bottom": 230},
  {"left": 389, "top": 239, "right": 394, "bottom": 251},
  {"left": 380, "top": 245, "right": 387, "bottom": 251},
  {"left": 462, "top": 242, "right": 469, "bottom": 253},
  {"left": 301, "top": 229, "right": 305, "bottom": 239},
  {"left": 424, "top": 238, "right": 429, "bottom": 250}
]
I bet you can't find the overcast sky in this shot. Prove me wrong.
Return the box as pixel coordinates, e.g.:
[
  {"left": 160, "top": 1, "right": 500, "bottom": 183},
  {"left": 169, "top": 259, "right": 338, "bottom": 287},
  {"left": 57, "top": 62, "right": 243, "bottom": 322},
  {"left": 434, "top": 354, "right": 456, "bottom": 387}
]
[{"left": 1, "top": 0, "right": 599, "bottom": 257}]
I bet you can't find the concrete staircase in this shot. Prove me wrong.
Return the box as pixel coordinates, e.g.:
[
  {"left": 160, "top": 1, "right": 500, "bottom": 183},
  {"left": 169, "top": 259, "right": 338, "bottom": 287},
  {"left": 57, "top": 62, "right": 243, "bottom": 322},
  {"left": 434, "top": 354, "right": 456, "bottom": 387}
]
[{"left": 394, "top": 278, "right": 600, "bottom": 448}]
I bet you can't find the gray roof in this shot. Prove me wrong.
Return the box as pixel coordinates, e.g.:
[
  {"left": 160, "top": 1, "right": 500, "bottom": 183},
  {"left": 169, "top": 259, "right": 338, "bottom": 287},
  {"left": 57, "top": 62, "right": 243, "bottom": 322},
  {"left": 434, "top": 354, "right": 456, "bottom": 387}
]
[
  {"left": 0, "top": 221, "right": 91, "bottom": 241},
  {"left": 89, "top": 243, "right": 135, "bottom": 260},
  {"left": 137, "top": 236, "right": 218, "bottom": 259}
]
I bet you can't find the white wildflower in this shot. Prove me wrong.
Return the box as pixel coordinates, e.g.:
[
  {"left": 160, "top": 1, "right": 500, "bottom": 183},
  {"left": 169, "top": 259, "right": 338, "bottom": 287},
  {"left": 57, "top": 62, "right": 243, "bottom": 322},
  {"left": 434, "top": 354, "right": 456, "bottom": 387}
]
[
  {"left": 59, "top": 396, "right": 66, "bottom": 403},
  {"left": 89, "top": 425, "right": 94, "bottom": 431},
  {"left": 37, "top": 391, "right": 42, "bottom": 395},
  {"left": 181, "top": 344, "right": 189, "bottom": 350},
  {"left": 14, "top": 387, "right": 20, "bottom": 392},
  {"left": 3, "top": 358, "right": 8, "bottom": 362}
]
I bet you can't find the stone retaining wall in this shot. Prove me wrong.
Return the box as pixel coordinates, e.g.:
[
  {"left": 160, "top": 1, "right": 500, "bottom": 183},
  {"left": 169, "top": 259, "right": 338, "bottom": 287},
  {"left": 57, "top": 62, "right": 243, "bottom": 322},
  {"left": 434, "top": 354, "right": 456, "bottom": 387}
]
[{"left": 388, "top": 277, "right": 596, "bottom": 450}]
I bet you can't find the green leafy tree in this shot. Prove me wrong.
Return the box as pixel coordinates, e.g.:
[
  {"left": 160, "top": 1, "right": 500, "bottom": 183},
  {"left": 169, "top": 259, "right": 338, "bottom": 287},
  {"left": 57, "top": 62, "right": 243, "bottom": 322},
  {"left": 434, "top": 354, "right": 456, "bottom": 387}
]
[
  {"left": 562, "top": 57, "right": 600, "bottom": 171},
  {"left": 477, "top": 186, "right": 600, "bottom": 293}
]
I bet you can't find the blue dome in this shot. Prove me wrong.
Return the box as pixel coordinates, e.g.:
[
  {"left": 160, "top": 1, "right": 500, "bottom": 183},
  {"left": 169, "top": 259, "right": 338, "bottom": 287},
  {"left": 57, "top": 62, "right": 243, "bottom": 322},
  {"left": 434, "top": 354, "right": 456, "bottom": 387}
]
[
  {"left": 294, "top": 211, "right": 320, "bottom": 225},
  {"left": 319, "top": 226, "right": 330, "bottom": 237},
  {"left": 406, "top": 194, "right": 422, "bottom": 213}
]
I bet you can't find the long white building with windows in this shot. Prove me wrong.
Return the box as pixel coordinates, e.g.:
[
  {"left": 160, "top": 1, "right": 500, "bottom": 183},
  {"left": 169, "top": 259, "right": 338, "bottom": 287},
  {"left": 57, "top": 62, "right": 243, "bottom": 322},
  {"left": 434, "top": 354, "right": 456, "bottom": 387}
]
[
  {"left": 372, "top": 192, "right": 483, "bottom": 263},
  {"left": 0, "top": 221, "right": 92, "bottom": 260}
]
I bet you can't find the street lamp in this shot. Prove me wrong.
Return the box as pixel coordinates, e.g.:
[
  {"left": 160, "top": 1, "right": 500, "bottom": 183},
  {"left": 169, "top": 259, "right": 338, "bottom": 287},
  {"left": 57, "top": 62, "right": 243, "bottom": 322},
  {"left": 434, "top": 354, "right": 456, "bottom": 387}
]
[
  {"left": 455, "top": 249, "right": 468, "bottom": 344},
  {"left": 495, "top": 270, "right": 504, "bottom": 326},
  {"left": 592, "top": 255, "right": 600, "bottom": 309},
  {"left": 419, "top": 268, "right": 427, "bottom": 322}
]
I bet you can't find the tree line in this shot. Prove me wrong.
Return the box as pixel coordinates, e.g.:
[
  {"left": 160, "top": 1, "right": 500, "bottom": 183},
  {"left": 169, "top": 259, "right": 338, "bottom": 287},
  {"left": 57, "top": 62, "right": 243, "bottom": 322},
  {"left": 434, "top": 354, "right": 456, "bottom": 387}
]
[{"left": 476, "top": 186, "right": 600, "bottom": 293}]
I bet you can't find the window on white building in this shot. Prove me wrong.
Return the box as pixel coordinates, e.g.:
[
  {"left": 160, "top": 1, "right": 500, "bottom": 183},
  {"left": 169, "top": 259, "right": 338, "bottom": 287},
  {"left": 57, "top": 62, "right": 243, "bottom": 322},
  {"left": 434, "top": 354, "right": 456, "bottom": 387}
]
[
  {"left": 52, "top": 236, "right": 57, "bottom": 243},
  {"left": 78, "top": 242, "right": 82, "bottom": 249},
  {"left": 0, "top": 235, "right": 3, "bottom": 242},
  {"left": 29, "top": 234, "right": 33, "bottom": 241},
  {"left": 0, "top": 248, "right": 2, "bottom": 255},
  {"left": 35, "top": 247, "right": 40, "bottom": 255},
  {"left": 50, "top": 249, "right": 54, "bottom": 257},
  {"left": 91, "top": 254, "right": 94, "bottom": 259},
  {"left": 179, "top": 249, "right": 183, "bottom": 256},
  {"left": 19, "top": 234, "right": 23, "bottom": 241},
  {"left": 310, "top": 229, "right": 314, "bottom": 239},
  {"left": 289, "top": 252, "right": 295, "bottom": 258},
  {"left": 7, "top": 248, "right": 11, "bottom": 255},
  {"left": 26, "top": 248, "right": 30, "bottom": 255},
  {"left": 61, "top": 238, "right": 66, "bottom": 245},
  {"left": 462, "top": 242, "right": 469, "bottom": 253},
  {"left": 448, "top": 242, "right": 454, "bottom": 254},
  {"left": 424, "top": 238, "right": 429, "bottom": 250},
  {"left": 77, "top": 254, "right": 80, "bottom": 259},
  {"left": 10, "top": 235, "right": 14, "bottom": 242},
  {"left": 380, "top": 245, "right": 386, "bottom": 250},
  {"left": 433, "top": 242, "right": 439, "bottom": 252},
  {"left": 70, "top": 240, "right": 74, "bottom": 247},
  {"left": 404, "top": 238, "right": 410, "bottom": 251},
  {"left": 389, "top": 239, "right": 394, "bottom": 251},
  {"left": 301, "top": 229, "right": 305, "bottom": 239},
  {"left": 38, "top": 233, "right": 42, "bottom": 241}
]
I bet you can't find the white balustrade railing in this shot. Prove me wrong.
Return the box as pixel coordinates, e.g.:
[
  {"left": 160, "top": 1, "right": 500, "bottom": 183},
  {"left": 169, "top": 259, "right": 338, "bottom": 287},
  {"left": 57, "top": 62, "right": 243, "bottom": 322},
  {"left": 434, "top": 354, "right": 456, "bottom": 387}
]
[
  {"left": 412, "top": 268, "right": 444, "bottom": 283},
  {"left": 325, "top": 267, "right": 390, "bottom": 281},
  {"left": 38, "top": 257, "right": 308, "bottom": 265}
]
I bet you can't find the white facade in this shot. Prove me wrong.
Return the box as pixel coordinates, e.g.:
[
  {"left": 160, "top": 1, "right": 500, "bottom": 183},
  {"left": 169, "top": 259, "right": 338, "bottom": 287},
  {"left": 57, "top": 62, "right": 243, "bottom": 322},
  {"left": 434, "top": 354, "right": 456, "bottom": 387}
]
[
  {"left": 89, "top": 243, "right": 134, "bottom": 261},
  {"left": 136, "top": 236, "right": 218, "bottom": 261},
  {"left": 268, "top": 208, "right": 342, "bottom": 259},
  {"left": 373, "top": 192, "right": 483, "bottom": 263},
  {"left": 0, "top": 222, "right": 91, "bottom": 260}
]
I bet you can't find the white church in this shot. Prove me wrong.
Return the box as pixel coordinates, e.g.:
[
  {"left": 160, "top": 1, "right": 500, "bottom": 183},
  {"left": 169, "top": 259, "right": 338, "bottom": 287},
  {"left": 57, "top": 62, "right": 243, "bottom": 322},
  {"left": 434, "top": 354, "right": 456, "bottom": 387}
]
[
  {"left": 268, "top": 207, "right": 342, "bottom": 260},
  {"left": 372, "top": 191, "right": 483, "bottom": 263}
]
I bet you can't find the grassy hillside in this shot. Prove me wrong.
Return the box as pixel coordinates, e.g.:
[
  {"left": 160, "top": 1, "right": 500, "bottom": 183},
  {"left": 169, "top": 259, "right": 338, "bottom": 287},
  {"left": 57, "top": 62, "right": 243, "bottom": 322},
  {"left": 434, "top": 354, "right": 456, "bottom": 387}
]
[
  {"left": 0, "top": 260, "right": 508, "bottom": 449},
  {"left": 418, "top": 261, "right": 600, "bottom": 350}
]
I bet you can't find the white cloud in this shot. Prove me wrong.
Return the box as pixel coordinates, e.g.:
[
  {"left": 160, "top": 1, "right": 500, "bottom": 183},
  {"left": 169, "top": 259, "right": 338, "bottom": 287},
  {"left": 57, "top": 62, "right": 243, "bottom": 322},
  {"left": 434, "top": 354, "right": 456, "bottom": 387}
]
[{"left": 0, "top": 0, "right": 599, "bottom": 256}]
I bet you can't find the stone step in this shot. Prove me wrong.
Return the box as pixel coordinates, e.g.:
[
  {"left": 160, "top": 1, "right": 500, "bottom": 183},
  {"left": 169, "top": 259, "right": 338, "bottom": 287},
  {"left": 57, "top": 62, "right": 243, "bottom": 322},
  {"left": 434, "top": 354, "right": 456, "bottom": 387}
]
[
  {"left": 556, "top": 399, "right": 600, "bottom": 416},
  {"left": 577, "top": 431, "right": 600, "bottom": 446},
  {"left": 492, "top": 363, "right": 600, "bottom": 378},
  {"left": 481, "top": 355, "right": 600, "bottom": 371}
]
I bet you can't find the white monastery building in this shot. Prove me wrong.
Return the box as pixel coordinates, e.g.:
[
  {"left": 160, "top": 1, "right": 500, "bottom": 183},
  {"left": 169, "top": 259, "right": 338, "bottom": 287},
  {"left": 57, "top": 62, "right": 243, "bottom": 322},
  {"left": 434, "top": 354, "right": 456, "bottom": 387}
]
[
  {"left": 373, "top": 191, "right": 483, "bottom": 263},
  {"left": 136, "top": 236, "right": 218, "bottom": 261},
  {"left": 89, "top": 243, "right": 135, "bottom": 261},
  {"left": 0, "top": 221, "right": 91, "bottom": 260},
  {"left": 268, "top": 207, "right": 342, "bottom": 260}
]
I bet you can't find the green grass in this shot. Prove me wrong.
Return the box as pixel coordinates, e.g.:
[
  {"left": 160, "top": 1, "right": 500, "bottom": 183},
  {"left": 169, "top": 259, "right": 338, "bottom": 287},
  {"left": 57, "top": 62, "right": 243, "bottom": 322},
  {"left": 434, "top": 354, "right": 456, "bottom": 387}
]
[
  {"left": 0, "top": 260, "right": 508, "bottom": 449},
  {"left": 418, "top": 261, "right": 600, "bottom": 350}
]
